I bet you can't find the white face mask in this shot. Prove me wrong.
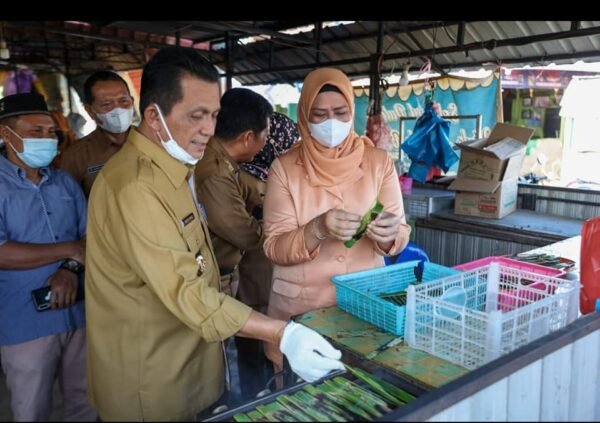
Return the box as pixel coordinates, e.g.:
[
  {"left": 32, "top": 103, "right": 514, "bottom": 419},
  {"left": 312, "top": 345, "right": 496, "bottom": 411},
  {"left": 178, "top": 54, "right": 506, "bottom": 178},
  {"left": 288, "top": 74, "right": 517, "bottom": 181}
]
[
  {"left": 96, "top": 107, "right": 134, "bottom": 134},
  {"left": 154, "top": 104, "right": 199, "bottom": 166},
  {"left": 308, "top": 118, "right": 352, "bottom": 148}
]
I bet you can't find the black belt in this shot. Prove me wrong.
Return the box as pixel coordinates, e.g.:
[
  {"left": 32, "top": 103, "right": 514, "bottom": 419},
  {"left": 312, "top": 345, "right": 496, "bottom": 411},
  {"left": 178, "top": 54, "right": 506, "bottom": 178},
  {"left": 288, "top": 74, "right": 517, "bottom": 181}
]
[{"left": 219, "top": 267, "right": 235, "bottom": 276}]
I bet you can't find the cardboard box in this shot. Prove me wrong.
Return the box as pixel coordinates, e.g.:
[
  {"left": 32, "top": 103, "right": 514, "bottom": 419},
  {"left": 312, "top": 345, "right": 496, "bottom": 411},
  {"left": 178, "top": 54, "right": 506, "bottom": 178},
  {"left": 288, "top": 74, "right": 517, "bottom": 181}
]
[
  {"left": 449, "top": 123, "right": 533, "bottom": 219},
  {"left": 452, "top": 123, "right": 534, "bottom": 182},
  {"left": 452, "top": 178, "right": 519, "bottom": 219}
]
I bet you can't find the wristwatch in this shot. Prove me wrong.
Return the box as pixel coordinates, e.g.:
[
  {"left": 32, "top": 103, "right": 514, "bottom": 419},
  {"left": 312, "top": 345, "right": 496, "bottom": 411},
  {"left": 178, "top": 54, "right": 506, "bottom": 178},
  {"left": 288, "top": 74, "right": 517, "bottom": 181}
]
[{"left": 59, "top": 259, "right": 84, "bottom": 274}]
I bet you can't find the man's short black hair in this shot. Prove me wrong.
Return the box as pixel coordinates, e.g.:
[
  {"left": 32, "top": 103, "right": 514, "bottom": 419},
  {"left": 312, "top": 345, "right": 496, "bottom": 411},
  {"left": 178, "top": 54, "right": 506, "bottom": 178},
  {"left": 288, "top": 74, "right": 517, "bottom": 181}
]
[
  {"left": 83, "top": 70, "right": 130, "bottom": 104},
  {"left": 214, "top": 88, "right": 273, "bottom": 141},
  {"left": 140, "top": 46, "right": 220, "bottom": 117}
]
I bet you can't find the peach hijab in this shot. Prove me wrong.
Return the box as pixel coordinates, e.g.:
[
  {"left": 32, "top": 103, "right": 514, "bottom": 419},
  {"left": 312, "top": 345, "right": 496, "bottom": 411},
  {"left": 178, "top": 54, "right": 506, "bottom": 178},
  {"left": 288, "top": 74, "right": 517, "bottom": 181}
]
[{"left": 298, "top": 67, "right": 374, "bottom": 187}]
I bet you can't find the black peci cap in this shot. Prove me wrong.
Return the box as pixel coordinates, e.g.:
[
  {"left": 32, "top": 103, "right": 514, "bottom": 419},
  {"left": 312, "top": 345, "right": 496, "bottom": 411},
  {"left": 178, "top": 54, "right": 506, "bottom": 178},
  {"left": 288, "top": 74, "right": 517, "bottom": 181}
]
[{"left": 0, "top": 93, "right": 50, "bottom": 120}]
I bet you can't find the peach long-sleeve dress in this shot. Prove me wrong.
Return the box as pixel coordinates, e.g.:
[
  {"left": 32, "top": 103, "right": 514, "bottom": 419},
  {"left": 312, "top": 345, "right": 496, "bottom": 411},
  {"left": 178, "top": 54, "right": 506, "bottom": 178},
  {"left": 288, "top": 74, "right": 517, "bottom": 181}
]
[
  {"left": 262, "top": 67, "right": 411, "bottom": 369},
  {"left": 263, "top": 145, "right": 410, "bottom": 367}
]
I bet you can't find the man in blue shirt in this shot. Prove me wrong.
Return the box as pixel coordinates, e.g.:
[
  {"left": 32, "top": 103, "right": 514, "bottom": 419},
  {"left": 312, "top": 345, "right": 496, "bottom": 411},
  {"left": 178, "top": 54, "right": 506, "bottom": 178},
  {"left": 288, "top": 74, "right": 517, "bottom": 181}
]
[{"left": 0, "top": 93, "right": 95, "bottom": 421}]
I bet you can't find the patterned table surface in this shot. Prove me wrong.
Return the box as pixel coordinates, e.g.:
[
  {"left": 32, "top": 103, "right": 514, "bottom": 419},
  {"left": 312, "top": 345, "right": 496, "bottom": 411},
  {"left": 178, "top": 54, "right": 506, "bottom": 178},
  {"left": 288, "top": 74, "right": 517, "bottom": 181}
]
[{"left": 297, "top": 306, "right": 469, "bottom": 389}]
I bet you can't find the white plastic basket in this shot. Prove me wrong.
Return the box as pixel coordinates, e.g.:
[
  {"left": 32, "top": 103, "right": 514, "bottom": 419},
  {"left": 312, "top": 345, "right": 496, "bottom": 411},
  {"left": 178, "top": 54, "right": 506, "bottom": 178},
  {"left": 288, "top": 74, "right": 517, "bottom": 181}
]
[{"left": 405, "top": 262, "right": 580, "bottom": 369}]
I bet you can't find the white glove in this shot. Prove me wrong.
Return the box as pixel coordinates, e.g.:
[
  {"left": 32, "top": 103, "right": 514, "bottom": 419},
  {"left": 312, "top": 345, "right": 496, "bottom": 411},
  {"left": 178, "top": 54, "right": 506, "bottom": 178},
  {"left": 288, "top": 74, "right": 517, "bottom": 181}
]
[{"left": 279, "top": 321, "right": 345, "bottom": 382}]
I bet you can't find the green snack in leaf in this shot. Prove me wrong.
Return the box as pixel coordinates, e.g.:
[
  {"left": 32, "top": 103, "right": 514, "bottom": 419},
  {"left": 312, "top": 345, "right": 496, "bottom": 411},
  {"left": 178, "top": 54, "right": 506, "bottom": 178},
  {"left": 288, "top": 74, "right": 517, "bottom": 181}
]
[
  {"left": 331, "top": 377, "right": 392, "bottom": 413},
  {"left": 275, "top": 396, "right": 314, "bottom": 422},
  {"left": 256, "top": 402, "right": 297, "bottom": 422},
  {"left": 294, "top": 390, "right": 347, "bottom": 422},
  {"left": 246, "top": 410, "right": 264, "bottom": 422},
  {"left": 311, "top": 382, "right": 376, "bottom": 420},
  {"left": 232, "top": 412, "right": 253, "bottom": 422},
  {"left": 344, "top": 200, "right": 385, "bottom": 248},
  {"left": 379, "top": 290, "right": 408, "bottom": 306},
  {"left": 345, "top": 365, "right": 416, "bottom": 406},
  {"left": 320, "top": 379, "right": 385, "bottom": 418}
]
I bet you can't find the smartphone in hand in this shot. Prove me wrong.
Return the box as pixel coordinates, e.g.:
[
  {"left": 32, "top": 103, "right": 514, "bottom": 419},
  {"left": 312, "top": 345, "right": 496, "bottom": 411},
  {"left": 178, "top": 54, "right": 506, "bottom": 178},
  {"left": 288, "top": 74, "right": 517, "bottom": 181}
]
[{"left": 31, "top": 281, "right": 85, "bottom": 312}]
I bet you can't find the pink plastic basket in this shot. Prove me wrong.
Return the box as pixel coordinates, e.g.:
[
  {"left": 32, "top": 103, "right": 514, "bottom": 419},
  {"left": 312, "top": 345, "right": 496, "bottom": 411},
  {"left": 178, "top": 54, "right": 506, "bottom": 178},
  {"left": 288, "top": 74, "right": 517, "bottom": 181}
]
[
  {"left": 453, "top": 256, "right": 565, "bottom": 312},
  {"left": 453, "top": 256, "right": 565, "bottom": 277}
]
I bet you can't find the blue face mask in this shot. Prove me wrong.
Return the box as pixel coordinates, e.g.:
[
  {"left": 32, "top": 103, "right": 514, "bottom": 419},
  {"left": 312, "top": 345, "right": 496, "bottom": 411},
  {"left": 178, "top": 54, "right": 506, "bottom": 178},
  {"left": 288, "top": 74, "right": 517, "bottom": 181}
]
[{"left": 7, "top": 127, "right": 58, "bottom": 168}]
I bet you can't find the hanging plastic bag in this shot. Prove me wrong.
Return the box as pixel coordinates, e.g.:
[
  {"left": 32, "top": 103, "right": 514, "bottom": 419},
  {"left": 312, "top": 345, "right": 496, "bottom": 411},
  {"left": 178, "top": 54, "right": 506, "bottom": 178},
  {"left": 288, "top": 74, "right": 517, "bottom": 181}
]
[
  {"left": 401, "top": 101, "right": 458, "bottom": 183},
  {"left": 580, "top": 216, "right": 600, "bottom": 314}
]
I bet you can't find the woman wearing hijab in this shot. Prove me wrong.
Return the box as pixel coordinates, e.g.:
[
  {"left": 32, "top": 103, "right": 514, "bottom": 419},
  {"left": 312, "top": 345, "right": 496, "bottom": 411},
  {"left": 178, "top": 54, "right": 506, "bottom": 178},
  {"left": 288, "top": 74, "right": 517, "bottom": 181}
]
[
  {"left": 262, "top": 68, "right": 411, "bottom": 371},
  {"left": 235, "top": 112, "right": 299, "bottom": 397}
]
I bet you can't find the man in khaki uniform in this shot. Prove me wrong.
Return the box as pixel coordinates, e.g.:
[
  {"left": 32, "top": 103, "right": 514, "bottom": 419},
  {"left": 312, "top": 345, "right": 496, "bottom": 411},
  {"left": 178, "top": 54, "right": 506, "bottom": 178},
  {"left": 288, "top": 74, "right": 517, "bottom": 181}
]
[
  {"left": 194, "top": 88, "right": 273, "bottom": 399},
  {"left": 238, "top": 112, "right": 300, "bottom": 313},
  {"left": 194, "top": 88, "right": 272, "bottom": 297},
  {"left": 85, "top": 46, "right": 345, "bottom": 422},
  {"left": 60, "top": 70, "right": 134, "bottom": 197}
]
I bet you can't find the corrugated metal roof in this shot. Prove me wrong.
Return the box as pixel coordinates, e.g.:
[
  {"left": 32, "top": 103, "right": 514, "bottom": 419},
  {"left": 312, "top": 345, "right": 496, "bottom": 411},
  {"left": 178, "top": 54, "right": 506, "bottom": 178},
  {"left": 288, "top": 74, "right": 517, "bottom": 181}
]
[{"left": 3, "top": 21, "right": 600, "bottom": 85}]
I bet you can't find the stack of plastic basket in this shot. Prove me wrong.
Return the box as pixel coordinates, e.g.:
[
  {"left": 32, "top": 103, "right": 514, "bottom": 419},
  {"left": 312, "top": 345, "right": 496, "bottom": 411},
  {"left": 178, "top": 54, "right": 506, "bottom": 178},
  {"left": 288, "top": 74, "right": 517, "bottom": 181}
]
[
  {"left": 454, "top": 256, "right": 566, "bottom": 312},
  {"left": 405, "top": 262, "right": 579, "bottom": 369},
  {"left": 332, "top": 260, "right": 460, "bottom": 336}
]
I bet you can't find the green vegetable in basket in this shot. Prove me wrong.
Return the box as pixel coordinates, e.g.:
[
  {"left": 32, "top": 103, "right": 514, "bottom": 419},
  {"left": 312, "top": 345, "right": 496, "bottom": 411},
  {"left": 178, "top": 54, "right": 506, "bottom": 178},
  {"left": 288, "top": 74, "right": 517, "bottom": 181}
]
[
  {"left": 379, "top": 290, "right": 408, "bottom": 306},
  {"left": 344, "top": 200, "right": 385, "bottom": 248}
]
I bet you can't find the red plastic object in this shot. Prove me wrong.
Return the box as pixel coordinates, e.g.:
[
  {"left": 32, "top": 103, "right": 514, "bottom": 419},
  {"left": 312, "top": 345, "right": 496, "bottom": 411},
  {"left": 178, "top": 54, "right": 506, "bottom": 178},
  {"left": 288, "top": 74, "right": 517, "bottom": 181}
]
[
  {"left": 580, "top": 216, "right": 600, "bottom": 314},
  {"left": 426, "top": 167, "right": 442, "bottom": 181}
]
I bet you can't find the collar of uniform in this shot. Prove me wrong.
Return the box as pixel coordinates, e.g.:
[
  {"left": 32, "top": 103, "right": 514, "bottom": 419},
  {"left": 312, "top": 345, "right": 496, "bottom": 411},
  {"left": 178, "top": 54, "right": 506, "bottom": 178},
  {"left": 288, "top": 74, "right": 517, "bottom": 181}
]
[
  {"left": 128, "top": 127, "right": 190, "bottom": 189},
  {"left": 0, "top": 154, "right": 51, "bottom": 182},
  {"left": 96, "top": 126, "right": 131, "bottom": 147},
  {"left": 207, "top": 137, "right": 240, "bottom": 172}
]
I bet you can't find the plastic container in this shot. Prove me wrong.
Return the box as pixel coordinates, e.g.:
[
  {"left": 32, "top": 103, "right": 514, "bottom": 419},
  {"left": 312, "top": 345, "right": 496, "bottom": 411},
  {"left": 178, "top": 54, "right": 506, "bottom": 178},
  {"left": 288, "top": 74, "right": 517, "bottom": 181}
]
[
  {"left": 453, "top": 256, "right": 565, "bottom": 277},
  {"left": 580, "top": 216, "right": 600, "bottom": 314},
  {"left": 384, "top": 241, "right": 429, "bottom": 266},
  {"left": 405, "top": 262, "right": 580, "bottom": 369},
  {"left": 332, "top": 260, "right": 459, "bottom": 336},
  {"left": 454, "top": 257, "right": 565, "bottom": 311},
  {"left": 399, "top": 175, "right": 413, "bottom": 194}
]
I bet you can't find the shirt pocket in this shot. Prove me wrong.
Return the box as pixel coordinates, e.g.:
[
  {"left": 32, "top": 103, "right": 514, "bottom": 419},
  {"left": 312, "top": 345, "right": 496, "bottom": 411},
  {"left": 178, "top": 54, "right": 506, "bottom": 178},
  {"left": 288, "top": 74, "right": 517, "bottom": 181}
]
[
  {"left": 181, "top": 221, "right": 202, "bottom": 253},
  {"left": 271, "top": 278, "right": 302, "bottom": 299}
]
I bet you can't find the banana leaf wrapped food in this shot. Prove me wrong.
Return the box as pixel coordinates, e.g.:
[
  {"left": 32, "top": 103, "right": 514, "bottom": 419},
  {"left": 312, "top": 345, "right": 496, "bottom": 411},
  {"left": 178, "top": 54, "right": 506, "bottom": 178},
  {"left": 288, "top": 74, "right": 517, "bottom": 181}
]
[{"left": 345, "top": 200, "right": 384, "bottom": 248}]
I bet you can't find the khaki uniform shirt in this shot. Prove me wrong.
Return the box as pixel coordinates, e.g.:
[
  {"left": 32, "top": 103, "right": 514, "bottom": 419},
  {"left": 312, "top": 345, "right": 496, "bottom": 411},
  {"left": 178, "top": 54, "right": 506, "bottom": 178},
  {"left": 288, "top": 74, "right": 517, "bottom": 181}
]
[
  {"left": 59, "top": 128, "right": 124, "bottom": 197},
  {"left": 237, "top": 170, "right": 273, "bottom": 310},
  {"left": 86, "top": 128, "right": 252, "bottom": 421},
  {"left": 194, "top": 138, "right": 263, "bottom": 271}
]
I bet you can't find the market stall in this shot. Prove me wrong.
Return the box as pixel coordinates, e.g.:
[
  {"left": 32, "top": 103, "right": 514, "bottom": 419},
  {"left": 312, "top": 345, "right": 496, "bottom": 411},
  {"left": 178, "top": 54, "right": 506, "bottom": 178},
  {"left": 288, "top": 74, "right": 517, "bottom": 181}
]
[{"left": 205, "top": 236, "right": 596, "bottom": 421}]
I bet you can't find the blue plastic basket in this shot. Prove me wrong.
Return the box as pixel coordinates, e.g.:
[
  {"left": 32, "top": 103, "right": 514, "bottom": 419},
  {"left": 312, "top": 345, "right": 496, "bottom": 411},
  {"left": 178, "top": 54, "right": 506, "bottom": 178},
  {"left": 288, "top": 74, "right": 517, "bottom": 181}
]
[{"left": 332, "top": 260, "right": 460, "bottom": 336}]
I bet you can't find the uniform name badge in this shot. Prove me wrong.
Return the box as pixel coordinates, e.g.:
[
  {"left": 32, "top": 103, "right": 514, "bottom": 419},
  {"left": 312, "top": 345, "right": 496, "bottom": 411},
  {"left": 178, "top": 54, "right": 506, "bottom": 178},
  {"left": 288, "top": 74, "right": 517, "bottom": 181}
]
[{"left": 195, "top": 251, "right": 207, "bottom": 276}]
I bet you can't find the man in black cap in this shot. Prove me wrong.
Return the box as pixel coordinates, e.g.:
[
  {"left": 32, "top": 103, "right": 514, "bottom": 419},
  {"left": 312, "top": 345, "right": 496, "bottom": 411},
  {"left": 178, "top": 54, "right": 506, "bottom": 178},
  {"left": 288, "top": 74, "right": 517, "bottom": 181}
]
[{"left": 0, "top": 93, "right": 95, "bottom": 421}]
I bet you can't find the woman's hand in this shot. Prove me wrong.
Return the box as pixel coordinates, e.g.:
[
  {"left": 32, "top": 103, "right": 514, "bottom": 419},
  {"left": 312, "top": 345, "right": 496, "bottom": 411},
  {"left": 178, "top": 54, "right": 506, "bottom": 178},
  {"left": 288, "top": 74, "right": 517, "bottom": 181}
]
[
  {"left": 365, "top": 211, "right": 402, "bottom": 249},
  {"left": 320, "top": 209, "right": 361, "bottom": 241}
]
